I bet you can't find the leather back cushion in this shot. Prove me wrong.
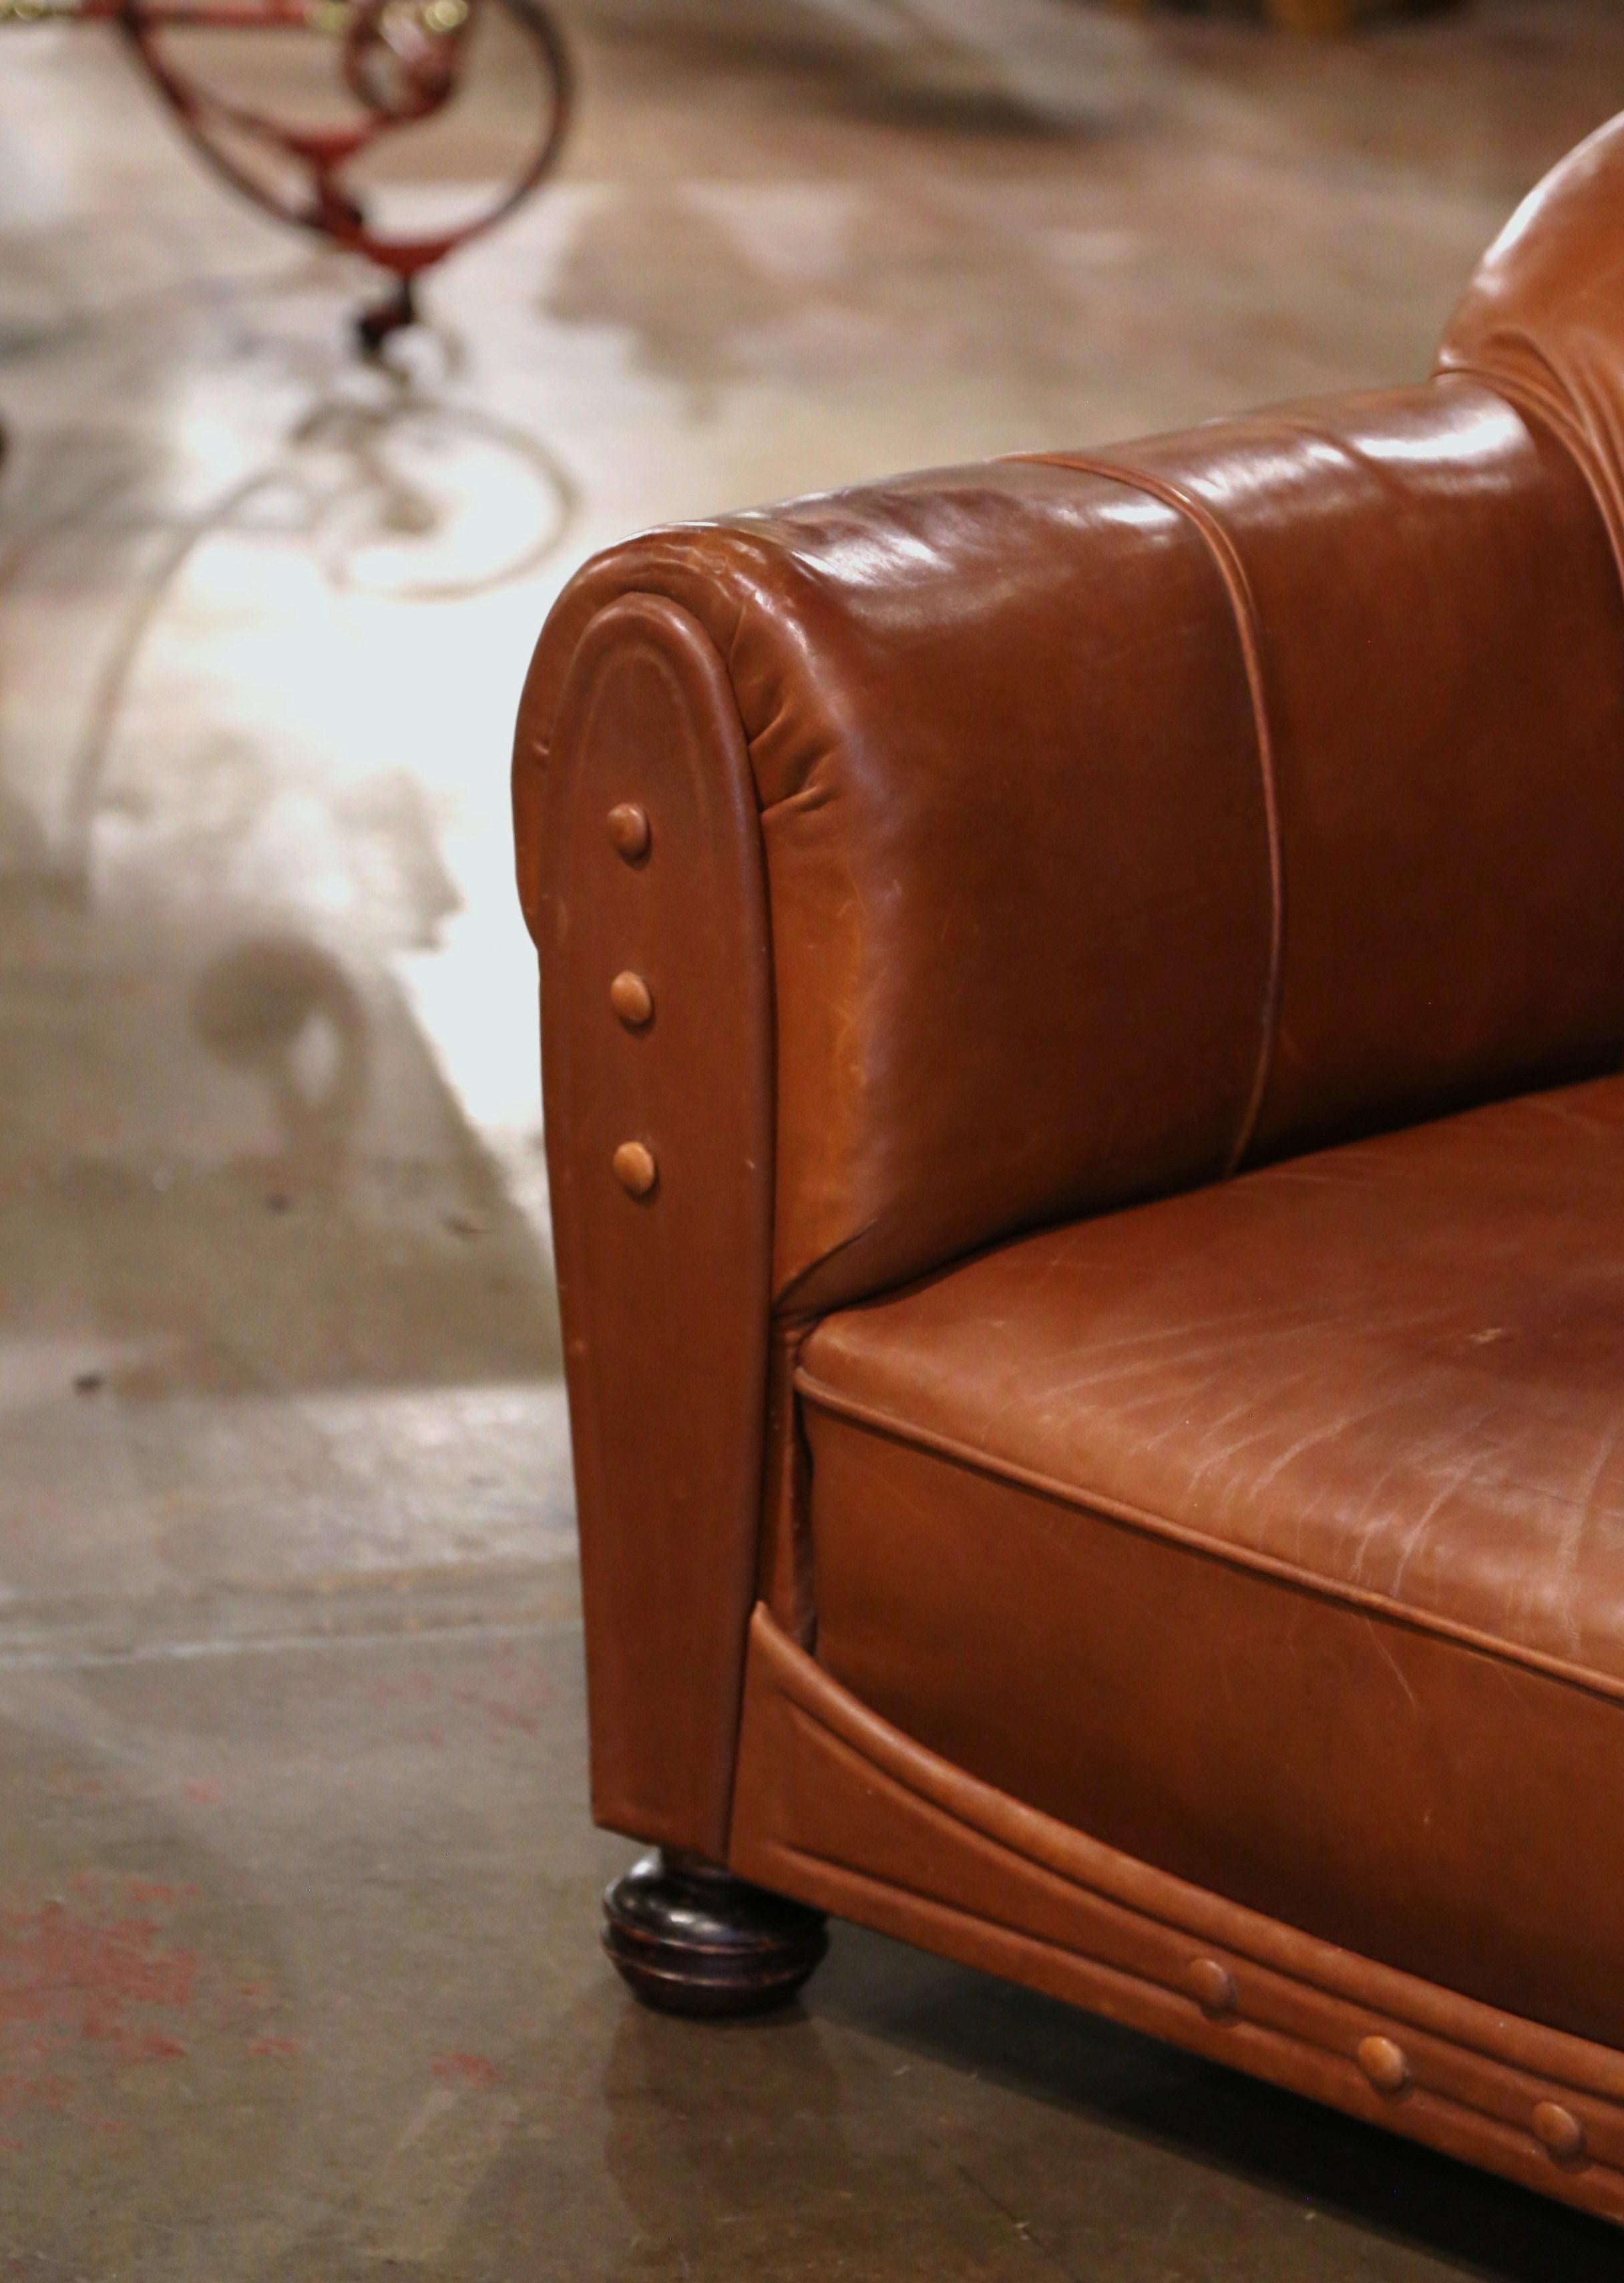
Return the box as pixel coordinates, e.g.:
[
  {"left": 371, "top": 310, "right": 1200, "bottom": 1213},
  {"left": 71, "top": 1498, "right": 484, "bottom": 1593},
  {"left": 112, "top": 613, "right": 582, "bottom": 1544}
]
[
  {"left": 518, "top": 383, "right": 1624, "bottom": 1315},
  {"left": 1438, "top": 110, "right": 1624, "bottom": 576}
]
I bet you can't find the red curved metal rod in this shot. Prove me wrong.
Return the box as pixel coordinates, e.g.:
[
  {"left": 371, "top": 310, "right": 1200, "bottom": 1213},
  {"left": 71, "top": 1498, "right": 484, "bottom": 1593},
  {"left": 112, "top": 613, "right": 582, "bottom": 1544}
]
[{"left": 1, "top": 0, "right": 572, "bottom": 346}]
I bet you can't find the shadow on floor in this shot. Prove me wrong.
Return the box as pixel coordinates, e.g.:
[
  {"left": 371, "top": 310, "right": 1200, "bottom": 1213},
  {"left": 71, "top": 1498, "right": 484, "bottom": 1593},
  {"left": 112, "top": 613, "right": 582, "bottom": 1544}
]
[{"left": 815, "top": 1924, "right": 1624, "bottom": 2281}]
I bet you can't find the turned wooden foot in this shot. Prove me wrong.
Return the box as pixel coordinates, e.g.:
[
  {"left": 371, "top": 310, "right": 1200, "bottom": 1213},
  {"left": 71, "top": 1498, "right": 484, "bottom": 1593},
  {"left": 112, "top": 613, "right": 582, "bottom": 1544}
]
[{"left": 602, "top": 1848, "right": 828, "bottom": 2017}]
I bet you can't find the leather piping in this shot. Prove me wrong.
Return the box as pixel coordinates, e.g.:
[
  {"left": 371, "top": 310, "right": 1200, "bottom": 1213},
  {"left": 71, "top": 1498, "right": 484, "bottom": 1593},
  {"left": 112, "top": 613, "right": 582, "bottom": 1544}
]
[
  {"left": 733, "top": 1613, "right": 1624, "bottom": 2220},
  {"left": 795, "top": 1366, "right": 1624, "bottom": 1711},
  {"left": 767, "top": 1697, "right": 1621, "bottom": 2100},
  {"left": 1013, "top": 451, "right": 1285, "bottom": 1174},
  {"left": 747, "top": 1604, "right": 1624, "bottom": 2087},
  {"left": 1434, "top": 359, "right": 1624, "bottom": 605}
]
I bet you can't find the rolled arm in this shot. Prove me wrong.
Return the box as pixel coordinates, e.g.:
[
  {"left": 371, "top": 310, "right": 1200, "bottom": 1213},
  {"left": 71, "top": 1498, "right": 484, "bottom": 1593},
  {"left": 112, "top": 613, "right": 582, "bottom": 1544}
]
[
  {"left": 518, "top": 376, "right": 1624, "bottom": 1321},
  {"left": 515, "top": 374, "right": 1624, "bottom": 1858}
]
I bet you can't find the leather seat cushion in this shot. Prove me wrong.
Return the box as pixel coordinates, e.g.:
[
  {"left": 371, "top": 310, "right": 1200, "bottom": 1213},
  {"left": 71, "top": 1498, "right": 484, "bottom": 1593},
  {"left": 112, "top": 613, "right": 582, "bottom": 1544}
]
[{"left": 797, "top": 1074, "right": 1624, "bottom": 2046}]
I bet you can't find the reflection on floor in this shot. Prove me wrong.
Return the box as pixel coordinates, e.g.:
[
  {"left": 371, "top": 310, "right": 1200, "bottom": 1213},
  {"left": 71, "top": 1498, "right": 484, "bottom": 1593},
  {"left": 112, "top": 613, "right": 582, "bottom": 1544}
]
[{"left": 0, "top": 1, "right": 1621, "bottom": 2272}]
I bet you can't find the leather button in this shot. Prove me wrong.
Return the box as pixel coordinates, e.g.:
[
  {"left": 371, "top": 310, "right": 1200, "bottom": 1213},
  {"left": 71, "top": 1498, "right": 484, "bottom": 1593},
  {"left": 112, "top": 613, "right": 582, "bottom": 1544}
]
[
  {"left": 1533, "top": 2101, "right": 1587, "bottom": 2164},
  {"left": 612, "top": 1142, "right": 658, "bottom": 1198},
  {"left": 1185, "top": 1958, "right": 1236, "bottom": 2018},
  {"left": 607, "top": 803, "right": 651, "bottom": 862},
  {"left": 1357, "top": 2036, "right": 1410, "bottom": 2095},
  {"left": 611, "top": 971, "right": 654, "bottom": 1028}
]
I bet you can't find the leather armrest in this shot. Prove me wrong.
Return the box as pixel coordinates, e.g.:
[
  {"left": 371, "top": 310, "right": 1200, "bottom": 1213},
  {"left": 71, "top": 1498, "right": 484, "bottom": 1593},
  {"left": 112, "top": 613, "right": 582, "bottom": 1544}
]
[
  {"left": 518, "top": 376, "right": 1624, "bottom": 1319},
  {"left": 519, "top": 103, "right": 1624, "bottom": 1876}
]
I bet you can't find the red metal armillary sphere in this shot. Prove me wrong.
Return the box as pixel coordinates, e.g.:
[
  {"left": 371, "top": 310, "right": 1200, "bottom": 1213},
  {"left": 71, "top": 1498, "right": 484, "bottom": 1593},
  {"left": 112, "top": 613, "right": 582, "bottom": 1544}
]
[{"left": 3, "top": 0, "right": 572, "bottom": 350}]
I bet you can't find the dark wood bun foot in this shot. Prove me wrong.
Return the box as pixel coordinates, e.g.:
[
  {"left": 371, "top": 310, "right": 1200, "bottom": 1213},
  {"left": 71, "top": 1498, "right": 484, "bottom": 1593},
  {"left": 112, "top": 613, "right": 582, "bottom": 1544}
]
[{"left": 602, "top": 1848, "right": 829, "bottom": 2017}]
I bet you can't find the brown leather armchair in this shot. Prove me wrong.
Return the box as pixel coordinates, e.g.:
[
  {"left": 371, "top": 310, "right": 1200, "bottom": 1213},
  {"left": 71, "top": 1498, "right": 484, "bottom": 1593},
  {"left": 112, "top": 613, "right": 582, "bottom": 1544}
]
[{"left": 514, "top": 116, "right": 1624, "bottom": 2224}]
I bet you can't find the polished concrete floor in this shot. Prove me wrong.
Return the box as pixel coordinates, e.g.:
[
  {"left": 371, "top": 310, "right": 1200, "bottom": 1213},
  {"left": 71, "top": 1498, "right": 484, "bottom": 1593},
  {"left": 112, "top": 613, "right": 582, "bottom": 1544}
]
[{"left": 2, "top": 1, "right": 1624, "bottom": 2273}]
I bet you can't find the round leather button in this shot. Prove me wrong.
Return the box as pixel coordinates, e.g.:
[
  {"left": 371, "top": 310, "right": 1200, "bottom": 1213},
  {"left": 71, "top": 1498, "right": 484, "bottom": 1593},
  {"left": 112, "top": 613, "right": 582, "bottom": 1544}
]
[
  {"left": 1185, "top": 1958, "right": 1237, "bottom": 2018},
  {"left": 1357, "top": 2036, "right": 1410, "bottom": 2095},
  {"left": 607, "top": 803, "right": 651, "bottom": 861},
  {"left": 1533, "top": 2101, "right": 1587, "bottom": 2164},
  {"left": 610, "top": 971, "right": 654, "bottom": 1028},
  {"left": 612, "top": 1141, "right": 658, "bottom": 1198}
]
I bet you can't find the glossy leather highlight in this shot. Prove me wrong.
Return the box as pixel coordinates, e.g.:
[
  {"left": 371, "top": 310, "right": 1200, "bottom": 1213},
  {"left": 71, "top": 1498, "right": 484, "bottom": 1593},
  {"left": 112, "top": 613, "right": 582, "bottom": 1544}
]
[
  {"left": 1439, "top": 110, "right": 1624, "bottom": 575},
  {"left": 520, "top": 385, "right": 1624, "bottom": 1319},
  {"left": 518, "top": 108, "right": 1624, "bottom": 2221}
]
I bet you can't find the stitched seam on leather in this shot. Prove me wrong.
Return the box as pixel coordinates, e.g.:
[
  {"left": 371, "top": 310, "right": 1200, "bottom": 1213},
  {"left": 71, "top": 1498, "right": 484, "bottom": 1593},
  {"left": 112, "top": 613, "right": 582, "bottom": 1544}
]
[
  {"left": 769, "top": 1701, "right": 1377, "bottom": 2027},
  {"left": 756, "top": 1315, "right": 821, "bottom": 1647},
  {"left": 1433, "top": 361, "right": 1624, "bottom": 616},
  {"left": 767, "top": 1713, "right": 1221, "bottom": 1964},
  {"left": 755, "top": 1613, "right": 1624, "bottom": 2091},
  {"left": 1012, "top": 451, "right": 1285, "bottom": 1174},
  {"left": 766, "top": 1830, "right": 1418, "bottom": 2099},
  {"left": 763, "top": 1828, "right": 1624, "bottom": 2132},
  {"left": 766, "top": 1709, "right": 1621, "bottom": 2101},
  {"left": 795, "top": 1366, "right": 1624, "bottom": 1710}
]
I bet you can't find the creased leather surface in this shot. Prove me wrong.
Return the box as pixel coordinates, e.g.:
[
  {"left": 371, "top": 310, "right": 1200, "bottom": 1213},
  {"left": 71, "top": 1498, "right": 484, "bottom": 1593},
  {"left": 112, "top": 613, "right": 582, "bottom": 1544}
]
[
  {"left": 799, "top": 1074, "right": 1624, "bottom": 2042},
  {"left": 802, "top": 1072, "right": 1624, "bottom": 1688},
  {"left": 516, "top": 388, "right": 1624, "bottom": 1315},
  {"left": 518, "top": 460, "right": 1274, "bottom": 1311}
]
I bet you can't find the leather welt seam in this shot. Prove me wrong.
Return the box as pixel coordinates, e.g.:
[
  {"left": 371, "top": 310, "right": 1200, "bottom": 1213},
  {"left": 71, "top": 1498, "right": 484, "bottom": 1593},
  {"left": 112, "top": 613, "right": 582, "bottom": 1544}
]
[
  {"left": 1434, "top": 361, "right": 1624, "bottom": 614},
  {"left": 794, "top": 1368, "right": 1624, "bottom": 1710},
  {"left": 1434, "top": 360, "right": 1590, "bottom": 461},
  {"left": 756, "top": 1611, "right": 1624, "bottom": 2094},
  {"left": 757, "top": 1826, "right": 1621, "bottom": 2151},
  {"left": 771, "top": 1689, "right": 1484, "bottom": 2065},
  {"left": 775, "top": 1692, "right": 1239, "bottom": 1973},
  {"left": 764, "top": 1828, "right": 1270, "bottom": 2024},
  {"left": 763, "top": 1830, "right": 1380, "bottom": 2083},
  {"left": 1012, "top": 450, "right": 1285, "bottom": 1174}
]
